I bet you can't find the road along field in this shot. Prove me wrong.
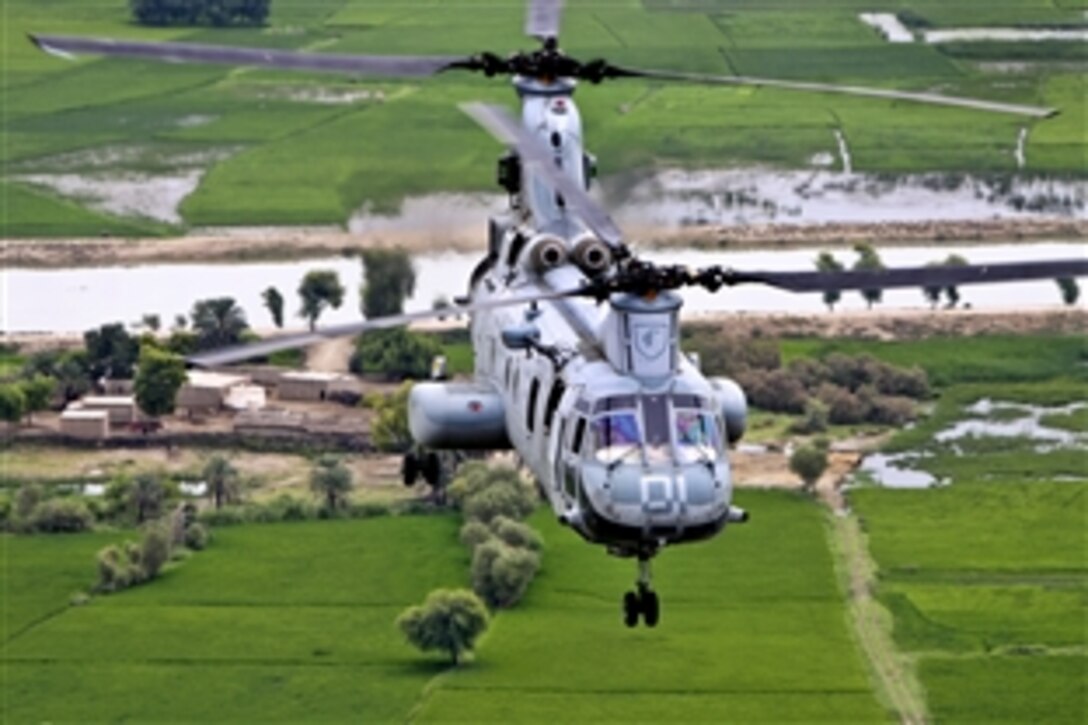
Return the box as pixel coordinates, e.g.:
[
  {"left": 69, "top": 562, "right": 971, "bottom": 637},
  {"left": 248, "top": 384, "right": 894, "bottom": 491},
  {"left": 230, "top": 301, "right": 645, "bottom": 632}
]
[{"left": 2, "top": 0, "right": 1085, "bottom": 237}]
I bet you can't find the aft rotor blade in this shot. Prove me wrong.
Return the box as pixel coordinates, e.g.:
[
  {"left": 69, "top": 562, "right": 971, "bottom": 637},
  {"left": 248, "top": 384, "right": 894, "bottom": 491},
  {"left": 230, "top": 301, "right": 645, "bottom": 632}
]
[
  {"left": 603, "top": 65, "right": 1058, "bottom": 118},
  {"left": 187, "top": 284, "right": 588, "bottom": 368},
  {"left": 722, "top": 258, "right": 1088, "bottom": 293},
  {"left": 461, "top": 101, "right": 625, "bottom": 247},
  {"left": 29, "top": 34, "right": 468, "bottom": 77},
  {"left": 526, "top": 0, "right": 564, "bottom": 40}
]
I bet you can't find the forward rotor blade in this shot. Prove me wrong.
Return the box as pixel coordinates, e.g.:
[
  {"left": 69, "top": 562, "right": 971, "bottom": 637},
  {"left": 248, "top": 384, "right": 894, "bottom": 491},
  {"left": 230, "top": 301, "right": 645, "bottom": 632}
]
[
  {"left": 526, "top": 0, "right": 564, "bottom": 40},
  {"left": 461, "top": 101, "right": 625, "bottom": 247},
  {"left": 722, "top": 258, "right": 1088, "bottom": 293},
  {"left": 187, "top": 284, "right": 589, "bottom": 368},
  {"left": 29, "top": 34, "right": 468, "bottom": 77},
  {"left": 603, "top": 65, "right": 1058, "bottom": 118}
]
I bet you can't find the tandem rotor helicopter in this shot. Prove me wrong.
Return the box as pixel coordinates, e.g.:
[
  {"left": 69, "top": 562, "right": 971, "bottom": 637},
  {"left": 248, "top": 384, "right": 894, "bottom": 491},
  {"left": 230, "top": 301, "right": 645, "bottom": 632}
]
[{"left": 33, "top": 0, "right": 1087, "bottom": 627}]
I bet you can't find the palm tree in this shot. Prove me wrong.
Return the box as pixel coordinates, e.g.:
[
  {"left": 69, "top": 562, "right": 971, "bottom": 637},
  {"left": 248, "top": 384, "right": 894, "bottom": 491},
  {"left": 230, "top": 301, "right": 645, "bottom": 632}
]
[
  {"left": 310, "top": 456, "right": 353, "bottom": 512},
  {"left": 203, "top": 454, "right": 239, "bottom": 510},
  {"left": 190, "top": 297, "right": 248, "bottom": 351}
]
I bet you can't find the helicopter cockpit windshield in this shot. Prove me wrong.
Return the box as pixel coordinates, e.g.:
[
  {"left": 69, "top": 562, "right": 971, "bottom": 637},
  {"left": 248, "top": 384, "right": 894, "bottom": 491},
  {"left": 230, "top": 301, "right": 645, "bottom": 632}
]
[{"left": 589, "top": 393, "right": 724, "bottom": 466}]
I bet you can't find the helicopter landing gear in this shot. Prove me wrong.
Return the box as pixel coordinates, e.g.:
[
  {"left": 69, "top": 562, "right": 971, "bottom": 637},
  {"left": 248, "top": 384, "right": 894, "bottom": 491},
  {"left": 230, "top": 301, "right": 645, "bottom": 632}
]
[{"left": 622, "top": 556, "right": 660, "bottom": 628}]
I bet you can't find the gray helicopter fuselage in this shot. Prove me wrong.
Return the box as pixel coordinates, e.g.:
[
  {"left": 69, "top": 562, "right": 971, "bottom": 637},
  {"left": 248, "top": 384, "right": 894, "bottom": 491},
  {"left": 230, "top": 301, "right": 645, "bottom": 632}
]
[{"left": 415, "top": 78, "right": 747, "bottom": 558}]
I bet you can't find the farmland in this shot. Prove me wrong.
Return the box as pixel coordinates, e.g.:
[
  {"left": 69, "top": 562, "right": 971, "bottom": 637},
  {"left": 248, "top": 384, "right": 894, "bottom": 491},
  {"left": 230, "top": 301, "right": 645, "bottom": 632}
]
[
  {"left": 2, "top": 0, "right": 1086, "bottom": 236},
  {"left": 1, "top": 492, "right": 886, "bottom": 721}
]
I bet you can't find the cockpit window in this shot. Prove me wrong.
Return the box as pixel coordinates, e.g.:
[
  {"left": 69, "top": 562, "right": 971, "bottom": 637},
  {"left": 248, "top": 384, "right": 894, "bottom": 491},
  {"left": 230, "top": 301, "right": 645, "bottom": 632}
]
[
  {"left": 593, "top": 412, "right": 641, "bottom": 463},
  {"left": 676, "top": 411, "right": 720, "bottom": 463}
]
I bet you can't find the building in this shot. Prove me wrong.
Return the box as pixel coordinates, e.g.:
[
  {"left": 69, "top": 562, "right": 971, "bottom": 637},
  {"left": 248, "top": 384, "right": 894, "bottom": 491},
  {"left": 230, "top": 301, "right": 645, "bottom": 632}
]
[
  {"left": 277, "top": 371, "right": 349, "bottom": 402},
  {"left": 80, "top": 396, "right": 137, "bottom": 426},
  {"left": 59, "top": 409, "right": 109, "bottom": 440},
  {"left": 177, "top": 371, "right": 252, "bottom": 416}
]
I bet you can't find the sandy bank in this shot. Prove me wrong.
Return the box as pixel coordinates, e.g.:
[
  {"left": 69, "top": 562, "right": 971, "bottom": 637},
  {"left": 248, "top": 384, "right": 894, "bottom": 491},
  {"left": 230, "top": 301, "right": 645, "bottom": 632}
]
[{"left": 2, "top": 217, "right": 1084, "bottom": 269}]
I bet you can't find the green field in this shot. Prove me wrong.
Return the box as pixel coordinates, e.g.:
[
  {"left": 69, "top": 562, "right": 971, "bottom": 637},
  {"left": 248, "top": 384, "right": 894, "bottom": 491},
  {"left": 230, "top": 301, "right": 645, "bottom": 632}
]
[
  {"left": 2, "top": 0, "right": 1085, "bottom": 236},
  {"left": 1, "top": 492, "right": 887, "bottom": 721}
]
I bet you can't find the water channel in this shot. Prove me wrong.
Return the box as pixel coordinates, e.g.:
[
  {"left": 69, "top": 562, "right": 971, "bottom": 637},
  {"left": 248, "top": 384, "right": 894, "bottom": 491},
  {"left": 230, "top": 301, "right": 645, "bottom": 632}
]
[{"left": 3, "top": 242, "right": 1082, "bottom": 334}]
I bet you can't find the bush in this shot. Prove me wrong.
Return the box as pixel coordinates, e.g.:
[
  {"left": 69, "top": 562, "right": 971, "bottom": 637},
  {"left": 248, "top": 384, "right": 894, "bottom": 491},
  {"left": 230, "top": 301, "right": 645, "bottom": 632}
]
[
  {"left": 198, "top": 505, "right": 248, "bottom": 527},
  {"left": 97, "top": 545, "right": 140, "bottom": 592},
  {"left": 789, "top": 398, "right": 829, "bottom": 435},
  {"left": 874, "top": 364, "right": 930, "bottom": 399},
  {"left": 859, "top": 388, "right": 917, "bottom": 426},
  {"left": 471, "top": 539, "right": 540, "bottom": 609},
  {"left": 14, "top": 482, "right": 43, "bottom": 522},
  {"left": 131, "top": 0, "right": 269, "bottom": 28},
  {"left": 736, "top": 368, "right": 807, "bottom": 414},
  {"left": 789, "top": 446, "right": 828, "bottom": 493},
  {"left": 459, "top": 520, "right": 492, "bottom": 550},
  {"left": 396, "top": 588, "right": 489, "bottom": 665},
  {"left": 462, "top": 485, "right": 536, "bottom": 524},
  {"left": 265, "top": 494, "right": 316, "bottom": 522},
  {"left": 815, "top": 383, "right": 869, "bottom": 425},
  {"left": 490, "top": 516, "right": 543, "bottom": 552},
  {"left": 184, "top": 522, "right": 210, "bottom": 551},
  {"left": 29, "top": 498, "right": 94, "bottom": 533},
  {"left": 140, "top": 525, "right": 172, "bottom": 579},
  {"left": 351, "top": 328, "right": 440, "bottom": 381}
]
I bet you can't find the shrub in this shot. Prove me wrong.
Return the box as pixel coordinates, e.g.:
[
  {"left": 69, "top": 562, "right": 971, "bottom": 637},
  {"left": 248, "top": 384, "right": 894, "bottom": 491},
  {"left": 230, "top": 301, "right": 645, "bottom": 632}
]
[
  {"left": 29, "top": 498, "right": 94, "bottom": 533},
  {"left": 141, "top": 525, "right": 172, "bottom": 579},
  {"left": 490, "top": 516, "right": 543, "bottom": 552},
  {"left": 396, "top": 588, "right": 489, "bottom": 665},
  {"left": 471, "top": 539, "right": 540, "bottom": 608},
  {"left": 736, "top": 368, "right": 807, "bottom": 414},
  {"left": 789, "top": 446, "right": 828, "bottom": 493},
  {"left": 815, "top": 383, "right": 869, "bottom": 425},
  {"left": 184, "top": 522, "right": 210, "bottom": 551},
  {"left": 462, "top": 485, "right": 536, "bottom": 524},
  {"left": 347, "top": 500, "right": 391, "bottom": 519},
  {"left": 14, "top": 482, "right": 43, "bottom": 522},
  {"left": 874, "top": 364, "right": 930, "bottom": 399},
  {"left": 859, "top": 388, "right": 917, "bottom": 426},
  {"left": 267, "top": 495, "right": 315, "bottom": 522},
  {"left": 97, "top": 545, "right": 138, "bottom": 592},
  {"left": 198, "top": 505, "right": 248, "bottom": 527},
  {"left": 789, "top": 398, "right": 829, "bottom": 435},
  {"left": 459, "top": 520, "right": 492, "bottom": 550}
]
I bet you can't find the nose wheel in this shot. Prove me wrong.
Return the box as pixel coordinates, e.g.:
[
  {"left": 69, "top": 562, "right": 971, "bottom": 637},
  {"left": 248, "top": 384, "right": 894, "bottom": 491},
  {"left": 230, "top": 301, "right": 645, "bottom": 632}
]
[{"left": 622, "top": 557, "right": 660, "bottom": 628}]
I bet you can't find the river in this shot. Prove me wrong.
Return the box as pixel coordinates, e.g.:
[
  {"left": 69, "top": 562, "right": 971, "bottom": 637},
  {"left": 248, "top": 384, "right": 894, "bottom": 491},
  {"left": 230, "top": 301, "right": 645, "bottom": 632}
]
[{"left": 4, "top": 242, "right": 1081, "bottom": 334}]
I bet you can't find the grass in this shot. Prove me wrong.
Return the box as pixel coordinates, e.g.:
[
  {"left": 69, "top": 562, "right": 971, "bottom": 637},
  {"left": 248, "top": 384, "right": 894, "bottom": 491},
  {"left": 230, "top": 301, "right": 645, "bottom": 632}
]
[
  {"left": 1, "top": 491, "right": 886, "bottom": 721},
  {"left": 838, "top": 327, "right": 1088, "bottom": 723},
  {"left": 2, "top": 0, "right": 1085, "bottom": 235}
]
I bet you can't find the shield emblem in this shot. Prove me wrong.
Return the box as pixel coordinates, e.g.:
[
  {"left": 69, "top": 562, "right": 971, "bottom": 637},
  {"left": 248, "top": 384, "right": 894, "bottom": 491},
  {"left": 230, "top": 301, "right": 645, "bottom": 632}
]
[{"left": 632, "top": 321, "right": 668, "bottom": 361}]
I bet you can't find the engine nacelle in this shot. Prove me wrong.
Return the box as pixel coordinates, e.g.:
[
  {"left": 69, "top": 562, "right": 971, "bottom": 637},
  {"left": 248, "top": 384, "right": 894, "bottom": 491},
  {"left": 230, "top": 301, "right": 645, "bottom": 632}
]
[
  {"left": 570, "top": 234, "right": 612, "bottom": 275},
  {"left": 520, "top": 234, "right": 567, "bottom": 273},
  {"left": 408, "top": 382, "right": 511, "bottom": 450},
  {"left": 710, "top": 377, "right": 748, "bottom": 445}
]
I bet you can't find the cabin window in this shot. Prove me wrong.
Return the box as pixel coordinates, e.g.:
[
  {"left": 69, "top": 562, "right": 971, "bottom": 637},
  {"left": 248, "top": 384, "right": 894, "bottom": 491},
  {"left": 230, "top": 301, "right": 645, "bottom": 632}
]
[
  {"left": 676, "top": 411, "right": 721, "bottom": 464},
  {"left": 543, "top": 379, "right": 565, "bottom": 432},
  {"left": 571, "top": 417, "right": 586, "bottom": 455},
  {"left": 592, "top": 411, "right": 641, "bottom": 464},
  {"left": 527, "top": 377, "right": 540, "bottom": 433}
]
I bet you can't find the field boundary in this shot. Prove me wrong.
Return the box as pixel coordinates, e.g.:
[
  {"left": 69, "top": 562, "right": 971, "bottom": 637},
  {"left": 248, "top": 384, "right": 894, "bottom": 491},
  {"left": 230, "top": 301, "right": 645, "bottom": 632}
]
[{"left": 828, "top": 511, "right": 930, "bottom": 724}]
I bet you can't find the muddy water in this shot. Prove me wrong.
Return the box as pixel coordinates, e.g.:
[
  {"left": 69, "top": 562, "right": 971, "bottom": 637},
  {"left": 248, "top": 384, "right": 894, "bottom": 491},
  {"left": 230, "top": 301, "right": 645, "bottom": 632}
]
[{"left": 3, "top": 242, "right": 1081, "bottom": 334}]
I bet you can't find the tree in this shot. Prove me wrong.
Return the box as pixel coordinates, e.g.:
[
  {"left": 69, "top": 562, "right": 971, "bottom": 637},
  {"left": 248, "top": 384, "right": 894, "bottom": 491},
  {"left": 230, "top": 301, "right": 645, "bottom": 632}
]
[
  {"left": 84, "top": 322, "right": 139, "bottom": 379},
  {"left": 789, "top": 445, "right": 829, "bottom": 493},
  {"left": 360, "top": 248, "right": 416, "bottom": 318},
  {"left": 310, "top": 455, "right": 353, "bottom": 511},
  {"left": 471, "top": 538, "right": 541, "bottom": 608},
  {"left": 367, "top": 382, "right": 413, "bottom": 452},
  {"left": 1056, "top": 277, "right": 1080, "bottom": 306},
  {"left": 352, "top": 328, "right": 440, "bottom": 380},
  {"left": 20, "top": 375, "right": 55, "bottom": 424},
  {"left": 24, "top": 349, "right": 91, "bottom": 403},
  {"left": 203, "top": 454, "right": 240, "bottom": 510},
  {"left": 190, "top": 297, "right": 249, "bottom": 351},
  {"left": 941, "top": 254, "right": 968, "bottom": 308},
  {"left": 815, "top": 252, "right": 844, "bottom": 311},
  {"left": 298, "top": 270, "right": 345, "bottom": 331},
  {"left": 134, "top": 345, "right": 187, "bottom": 418},
  {"left": 141, "top": 314, "right": 161, "bottom": 332},
  {"left": 397, "top": 589, "right": 490, "bottom": 665},
  {"left": 0, "top": 384, "right": 27, "bottom": 427},
  {"left": 262, "top": 286, "right": 285, "bottom": 328},
  {"left": 852, "top": 243, "right": 884, "bottom": 310},
  {"left": 127, "top": 473, "right": 166, "bottom": 524}
]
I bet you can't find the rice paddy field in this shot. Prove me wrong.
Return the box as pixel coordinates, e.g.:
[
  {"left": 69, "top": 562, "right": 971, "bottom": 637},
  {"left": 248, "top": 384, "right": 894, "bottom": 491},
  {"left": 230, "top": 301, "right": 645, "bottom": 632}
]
[
  {"left": 2, "top": 0, "right": 1086, "bottom": 236},
  {"left": 1, "top": 493, "right": 887, "bottom": 722}
]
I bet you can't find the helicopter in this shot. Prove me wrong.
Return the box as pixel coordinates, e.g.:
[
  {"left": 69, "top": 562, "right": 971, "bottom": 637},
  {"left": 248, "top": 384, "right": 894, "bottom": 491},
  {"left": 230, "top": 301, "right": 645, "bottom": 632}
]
[{"left": 32, "top": 0, "right": 1087, "bottom": 628}]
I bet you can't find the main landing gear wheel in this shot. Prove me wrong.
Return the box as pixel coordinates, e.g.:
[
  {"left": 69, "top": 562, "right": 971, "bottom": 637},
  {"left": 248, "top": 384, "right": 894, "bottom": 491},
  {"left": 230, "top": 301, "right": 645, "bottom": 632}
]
[{"left": 621, "top": 557, "right": 660, "bottom": 628}]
